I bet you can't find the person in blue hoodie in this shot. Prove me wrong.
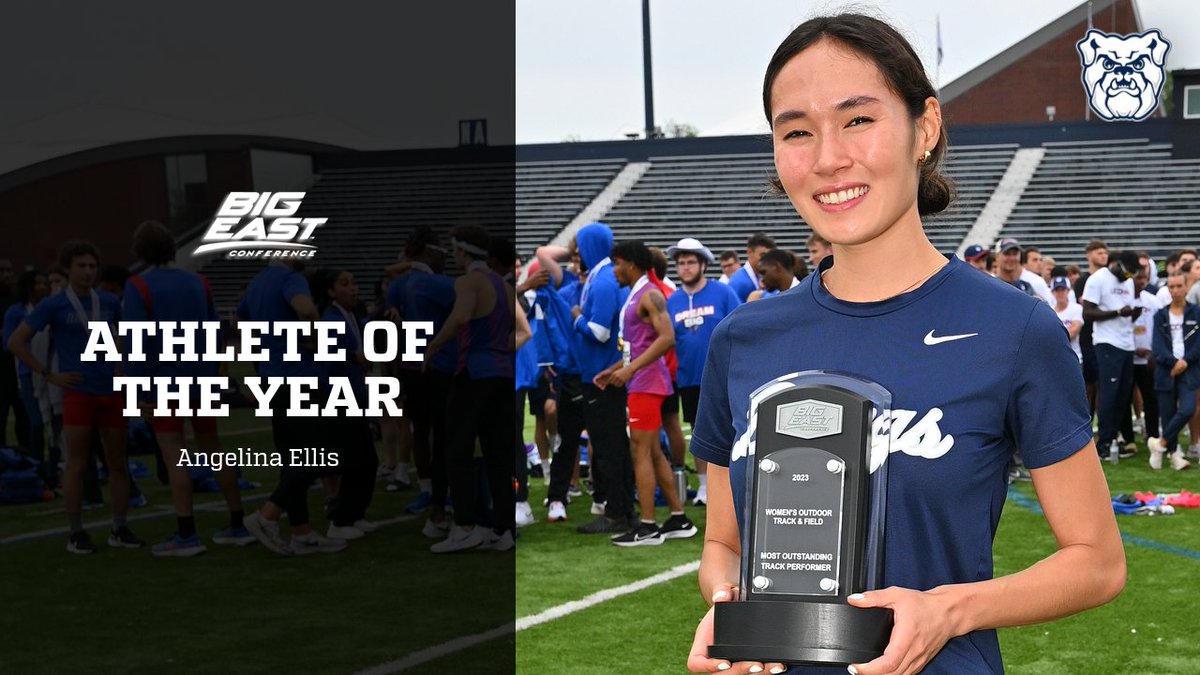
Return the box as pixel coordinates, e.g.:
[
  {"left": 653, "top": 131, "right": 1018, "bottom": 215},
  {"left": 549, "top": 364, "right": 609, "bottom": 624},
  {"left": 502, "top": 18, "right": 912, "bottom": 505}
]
[
  {"left": 541, "top": 223, "right": 634, "bottom": 533},
  {"left": 533, "top": 244, "right": 589, "bottom": 523}
]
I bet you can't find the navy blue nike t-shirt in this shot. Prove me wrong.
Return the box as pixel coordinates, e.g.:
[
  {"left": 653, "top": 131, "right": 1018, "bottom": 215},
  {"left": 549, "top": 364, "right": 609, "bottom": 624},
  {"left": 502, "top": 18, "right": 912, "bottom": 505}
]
[{"left": 691, "top": 256, "right": 1092, "bottom": 674}]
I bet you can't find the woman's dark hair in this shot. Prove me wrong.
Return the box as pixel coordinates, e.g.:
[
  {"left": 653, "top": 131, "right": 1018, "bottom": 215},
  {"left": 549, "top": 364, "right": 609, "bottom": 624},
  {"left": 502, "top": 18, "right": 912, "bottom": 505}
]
[
  {"left": 308, "top": 268, "right": 344, "bottom": 312},
  {"left": 15, "top": 269, "right": 44, "bottom": 304},
  {"left": 762, "top": 13, "right": 954, "bottom": 216}
]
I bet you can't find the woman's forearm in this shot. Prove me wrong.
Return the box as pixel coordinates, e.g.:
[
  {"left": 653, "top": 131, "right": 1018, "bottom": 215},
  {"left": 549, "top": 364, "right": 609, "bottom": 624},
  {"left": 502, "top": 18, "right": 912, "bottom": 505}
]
[
  {"left": 698, "top": 540, "right": 742, "bottom": 606},
  {"left": 939, "top": 537, "right": 1125, "bottom": 636}
]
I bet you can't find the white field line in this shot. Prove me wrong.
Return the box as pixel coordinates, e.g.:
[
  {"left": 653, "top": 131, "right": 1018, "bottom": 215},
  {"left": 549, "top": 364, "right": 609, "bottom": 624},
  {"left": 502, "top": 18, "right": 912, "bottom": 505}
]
[{"left": 357, "top": 560, "right": 701, "bottom": 674}]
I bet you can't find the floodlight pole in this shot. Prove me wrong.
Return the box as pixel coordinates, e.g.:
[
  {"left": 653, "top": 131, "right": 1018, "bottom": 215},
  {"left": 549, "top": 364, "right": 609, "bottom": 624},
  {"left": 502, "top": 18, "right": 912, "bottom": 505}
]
[{"left": 642, "top": 0, "right": 655, "bottom": 139}]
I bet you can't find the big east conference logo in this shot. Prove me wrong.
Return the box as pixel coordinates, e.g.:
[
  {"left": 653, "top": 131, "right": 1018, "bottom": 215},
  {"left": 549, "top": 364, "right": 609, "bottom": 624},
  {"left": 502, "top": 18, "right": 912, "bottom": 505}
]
[{"left": 194, "top": 192, "right": 326, "bottom": 258}]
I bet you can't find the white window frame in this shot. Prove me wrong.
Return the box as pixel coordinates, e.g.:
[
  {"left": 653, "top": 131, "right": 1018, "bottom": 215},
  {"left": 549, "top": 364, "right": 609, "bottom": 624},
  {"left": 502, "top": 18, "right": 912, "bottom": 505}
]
[{"left": 1185, "top": 85, "right": 1200, "bottom": 120}]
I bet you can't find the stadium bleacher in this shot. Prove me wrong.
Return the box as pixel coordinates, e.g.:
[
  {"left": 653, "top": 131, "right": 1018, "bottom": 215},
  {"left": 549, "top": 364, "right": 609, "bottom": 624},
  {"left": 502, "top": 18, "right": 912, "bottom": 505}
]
[
  {"left": 516, "top": 159, "right": 626, "bottom": 254},
  {"left": 591, "top": 144, "right": 1018, "bottom": 265},
  {"left": 191, "top": 137, "right": 1200, "bottom": 309},
  {"left": 1002, "top": 138, "right": 1200, "bottom": 262}
]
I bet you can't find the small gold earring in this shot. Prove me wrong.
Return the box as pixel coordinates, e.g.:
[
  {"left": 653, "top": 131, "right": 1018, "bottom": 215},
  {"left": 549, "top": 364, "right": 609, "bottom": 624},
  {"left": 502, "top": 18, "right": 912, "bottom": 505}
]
[{"left": 918, "top": 150, "right": 932, "bottom": 164}]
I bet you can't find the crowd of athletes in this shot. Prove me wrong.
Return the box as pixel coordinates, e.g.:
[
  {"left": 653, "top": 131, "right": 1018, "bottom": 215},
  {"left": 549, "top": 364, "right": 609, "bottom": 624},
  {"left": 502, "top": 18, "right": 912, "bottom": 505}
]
[{"left": 3, "top": 222, "right": 1198, "bottom": 555}]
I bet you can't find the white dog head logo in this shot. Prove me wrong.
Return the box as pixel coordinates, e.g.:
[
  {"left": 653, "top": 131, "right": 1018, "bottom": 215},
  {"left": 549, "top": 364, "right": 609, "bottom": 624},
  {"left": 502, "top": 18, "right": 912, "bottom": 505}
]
[{"left": 1077, "top": 29, "right": 1171, "bottom": 121}]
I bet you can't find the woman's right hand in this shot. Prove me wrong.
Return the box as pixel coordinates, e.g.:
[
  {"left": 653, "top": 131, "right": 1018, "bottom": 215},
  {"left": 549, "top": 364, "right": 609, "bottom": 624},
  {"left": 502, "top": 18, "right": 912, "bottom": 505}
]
[{"left": 687, "top": 585, "right": 786, "bottom": 674}]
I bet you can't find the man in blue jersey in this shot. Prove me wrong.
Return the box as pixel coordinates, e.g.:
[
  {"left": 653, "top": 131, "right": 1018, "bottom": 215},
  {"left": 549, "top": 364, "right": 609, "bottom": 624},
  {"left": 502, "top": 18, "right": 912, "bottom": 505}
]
[
  {"left": 238, "top": 259, "right": 346, "bottom": 555},
  {"left": 8, "top": 241, "right": 143, "bottom": 554},
  {"left": 665, "top": 238, "right": 739, "bottom": 506},
  {"left": 387, "top": 228, "right": 456, "bottom": 532},
  {"left": 124, "top": 221, "right": 253, "bottom": 556},
  {"left": 725, "top": 232, "right": 776, "bottom": 303}
]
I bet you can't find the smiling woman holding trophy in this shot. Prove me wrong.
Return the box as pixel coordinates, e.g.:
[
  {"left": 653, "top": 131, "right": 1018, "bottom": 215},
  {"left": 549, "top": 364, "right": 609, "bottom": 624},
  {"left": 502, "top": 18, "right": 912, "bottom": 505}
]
[{"left": 685, "top": 14, "right": 1126, "bottom": 675}]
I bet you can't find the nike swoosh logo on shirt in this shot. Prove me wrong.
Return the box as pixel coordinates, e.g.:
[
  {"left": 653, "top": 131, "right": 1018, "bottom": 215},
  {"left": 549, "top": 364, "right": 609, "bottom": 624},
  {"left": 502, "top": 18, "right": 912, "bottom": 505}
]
[{"left": 924, "top": 330, "right": 979, "bottom": 345}]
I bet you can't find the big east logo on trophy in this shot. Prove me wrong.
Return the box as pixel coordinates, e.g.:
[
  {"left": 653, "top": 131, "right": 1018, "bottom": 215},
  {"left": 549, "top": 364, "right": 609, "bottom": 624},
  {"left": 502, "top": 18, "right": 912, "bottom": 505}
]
[{"left": 1076, "top": 29, "right": 1171, "bottom": 122}]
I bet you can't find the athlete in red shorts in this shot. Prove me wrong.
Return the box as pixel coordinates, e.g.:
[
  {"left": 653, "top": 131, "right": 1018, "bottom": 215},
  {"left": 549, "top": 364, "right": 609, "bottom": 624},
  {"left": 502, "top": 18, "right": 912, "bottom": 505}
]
[
  {"left": 595, "top": 241, "right": 696, "bottom": 547},
  {"left": 9, "top": 240, "right": 143, "bottom": 554}
]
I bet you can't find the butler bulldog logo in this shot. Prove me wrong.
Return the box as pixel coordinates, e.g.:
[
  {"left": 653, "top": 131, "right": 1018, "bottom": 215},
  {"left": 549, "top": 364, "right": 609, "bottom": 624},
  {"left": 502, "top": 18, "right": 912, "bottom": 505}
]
[{"left": 1076, "top": 29, "right": 1171, "bottom": 121}]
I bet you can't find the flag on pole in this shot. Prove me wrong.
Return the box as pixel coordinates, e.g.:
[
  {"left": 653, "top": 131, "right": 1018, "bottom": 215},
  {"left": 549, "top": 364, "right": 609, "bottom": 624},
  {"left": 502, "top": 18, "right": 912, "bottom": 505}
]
[{"left": 936, "top": 15, "right": 944, "bottom": 67}]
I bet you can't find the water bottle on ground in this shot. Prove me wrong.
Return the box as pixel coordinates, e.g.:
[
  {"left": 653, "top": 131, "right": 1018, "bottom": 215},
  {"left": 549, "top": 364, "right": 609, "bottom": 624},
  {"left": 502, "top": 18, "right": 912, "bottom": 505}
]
[{"left": 674, "top": 466, "right": 688, "bottom": 504}]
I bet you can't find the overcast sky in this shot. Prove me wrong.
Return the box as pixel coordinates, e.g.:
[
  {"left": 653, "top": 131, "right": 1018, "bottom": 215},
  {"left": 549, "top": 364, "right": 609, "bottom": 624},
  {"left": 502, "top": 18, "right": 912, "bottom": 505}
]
[{"left": 517, "top": 0, "right": 1199, "bottom": 144}]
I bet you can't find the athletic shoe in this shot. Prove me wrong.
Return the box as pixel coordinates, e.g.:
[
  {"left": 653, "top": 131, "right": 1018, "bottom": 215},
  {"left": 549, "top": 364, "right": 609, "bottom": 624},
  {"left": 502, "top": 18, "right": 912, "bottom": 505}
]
[
  {"left": 108, "top": 526, "right": 145, "bottom": 549},
  {"left": 567, "top": 484, "right": 584, "bottom": 499},
  {"left": 693, "top": 485, "right": 707, "bottom": 506},
  {"left": 658, "top": 514, "right": 699, "bottom": 540},
  {"left": 1170, "top": 450, "right": 1192, "bottom": 471},
  {"left": 291, "top": 531, "right": 348, "bottom": 555},
  {"left": 422, "top": 518, "right": 450, "bottom": 539},
  {"left": 1119, "top": 443, "right": 1137, "bottom": 459},
  {"left": 546, "top": 500, "right": 568, "bottom": 522},
  {"left": 576, "top": 515, "right": 630, "bottom": 535},
  {"left": 385, "top": 477, "right": 413, "bottom": 492},
  {"left": 212, "top": 526, "right": 256, "bottom": 546},
  {"left": 405, "top": 491, "right": 432, "bottom": 513},
  {"left": 1133, "top": 416, "right": 1145, "bottom": 437},
  {"left": 612, "top": 522, "right": 664, "bottom": 547},
  {"left": 590, "top": 500, "right": 607, "bottom": 516},
  {"left": 152, "top": 533, "right": 207, "bottom": 557},
  {"left": 327, "top": 524, "right": 365, "bottom": 540},
  {"left": 487, "top": 529, "right": 516, "bottom": 551},
  {"left": 82, "top": 499, "right": 104, "bottom": 511},
  {"left": 1190, "top": 444, "right": 1200, "bottom": 460},
  {"left": 430, "top": 525, "right": 489, "bottom": 553},
  {"left": 515, "top": 501, "right": 536, "bottom": 527},
  {"left": 529, "top": 463, "right": 545, "bottom": 479},
  {"left": 353, "top": 519, "right": 379, "bottom": 533},
  {"left": 67, "top": 530, "right": 96, "bottom": 555},
  {"left": 244, "top": 512, "right": 292, "bottom": 556},
  {"left": 376, "top": 464, "right": 396, "bottom": 480},
  {"left": 1148, "top": 437, "right": 1165, "bottom": 470},
  {"left": 128, "top": 494, "right": 148, "bottom": 509}
]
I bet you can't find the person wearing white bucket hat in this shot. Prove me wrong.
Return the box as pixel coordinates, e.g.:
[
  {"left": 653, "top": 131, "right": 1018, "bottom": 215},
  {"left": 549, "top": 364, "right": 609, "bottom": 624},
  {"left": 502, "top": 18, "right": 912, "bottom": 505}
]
[{"left": 665, "top": 238, "right": 739, "bottom": 508}]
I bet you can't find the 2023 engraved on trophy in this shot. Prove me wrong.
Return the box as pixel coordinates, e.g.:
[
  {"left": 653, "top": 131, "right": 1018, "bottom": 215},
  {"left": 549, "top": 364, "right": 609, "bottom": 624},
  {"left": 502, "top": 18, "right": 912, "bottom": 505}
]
[{"left": 709, "top": 371, "right": 894, "bottom": 666}]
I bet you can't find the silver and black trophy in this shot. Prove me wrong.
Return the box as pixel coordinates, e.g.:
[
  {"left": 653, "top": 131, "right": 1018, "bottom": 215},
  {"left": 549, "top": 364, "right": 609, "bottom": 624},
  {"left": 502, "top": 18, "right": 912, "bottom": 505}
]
[{"left": 709, "top": 371, "right": 893, "bottom": 666}]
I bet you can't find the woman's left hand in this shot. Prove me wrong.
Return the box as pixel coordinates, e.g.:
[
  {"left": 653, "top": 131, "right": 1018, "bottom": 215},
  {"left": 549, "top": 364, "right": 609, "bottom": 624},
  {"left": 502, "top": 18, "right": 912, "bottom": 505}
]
[{"left": 846, "top": 587, "right": 958, "bottom": 675}]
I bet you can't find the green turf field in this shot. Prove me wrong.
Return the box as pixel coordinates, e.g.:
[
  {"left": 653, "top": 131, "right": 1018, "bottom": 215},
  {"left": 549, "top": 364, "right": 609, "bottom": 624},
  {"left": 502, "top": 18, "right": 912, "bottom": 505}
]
[
  {"left": 3, "top": 408, "right": 1200, "bottom": 674},
  {"left": 1, "top": 407, "right": 513, "bottom": 675},
  {"left": 515, "top": 417, "right": 1200, "bottom": 674}
]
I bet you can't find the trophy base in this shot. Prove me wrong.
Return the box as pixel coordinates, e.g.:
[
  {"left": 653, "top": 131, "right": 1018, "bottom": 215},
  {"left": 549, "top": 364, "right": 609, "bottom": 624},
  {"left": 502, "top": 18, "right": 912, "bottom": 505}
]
[{"left": 709, "top": 600, "right": 893, "bottom": 666}]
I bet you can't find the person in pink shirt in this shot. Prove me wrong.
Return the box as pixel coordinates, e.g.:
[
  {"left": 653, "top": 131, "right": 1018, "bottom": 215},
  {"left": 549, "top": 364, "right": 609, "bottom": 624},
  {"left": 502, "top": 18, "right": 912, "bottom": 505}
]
[{"left": 595, "top": 241, "right": 697, "bottom": 547}]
